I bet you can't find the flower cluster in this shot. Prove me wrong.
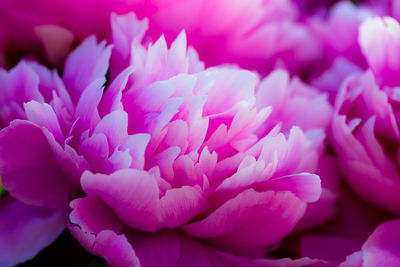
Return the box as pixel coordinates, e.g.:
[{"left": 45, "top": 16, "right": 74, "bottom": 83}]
[
  {"left": 0, "top": 12, "right": 333, "bottom": 266},
  {"left": 1, "top": 1, "right": 400, "bottom": 267}
]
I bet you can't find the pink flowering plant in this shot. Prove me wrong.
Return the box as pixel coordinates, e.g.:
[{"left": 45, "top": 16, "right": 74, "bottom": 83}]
[
  {"left": 2, "top": 0, "right": 400, "bottom": 266},
  {"left": 0, "top": 11, "right": 335, "bottom": 266},
  {"left": 332, "top": 16, "right": 400, "bottom": 215}
]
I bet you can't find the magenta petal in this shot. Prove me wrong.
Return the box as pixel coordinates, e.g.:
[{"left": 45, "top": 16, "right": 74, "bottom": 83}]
[
  {"left": 126, "top": 229, "right": 232, "bottom": 267},
  {"left": 121, "top": 133, "right": 150, "bottom": 170},
  {"left": 359, "top": 17, "right": 400, "bottom": 86},
  {"left": 63, "top": 36, "right": 111, "bottom": 103},
  {"left": 81, "top": 169, "right": 209, "bottom": 231},
  {"left": 24, "top": 101, "right": 64, "bottom": 144},
  {"left": 93, "top": 110, "right": 128, "bottom": 152},
  {"left": 93, "top": 230, "right": 140, "bottom": 267},
  {"left": 0, "top": 61, "right": 44, "bottom": 126},
  {"left": 183, "top": 189, "right": 306, "bottom": 256},
  {"left": 69, "top": 196, "right": 123, "bottom": 234},
  {"left": 297, "top": 155, "right": 339, "bottom": 230},
  {"left": 0, "top": 120, "right": 69, "bottom": 209},
  {"left": 73, "top": 78, "right": 104, "bottom": 134},
  {"left": 255, "top": 69, "right": 289, "bottom": 112},
  {"left": 362, "top": 219, "right": 400, "bottom": 266},
  {"left": 175, "top": 234, "right": 230, "bottom": 267},
  {"left": 69, "top": 225, "right": 140, "bottom": 267},
  {"left": 42, "top": 128, "right": 90, "bottom": 188},
  {"left": 78, "top": 133, "right": 109, "bottom": 173},
  {"left": 110, "top": 12, "right": 148, "bottom": 78},
  {"left": 337, "top": 219, "right": 400, "bottom": 266},
  {"left": 0, "top": 61, "right": 43, "bottom": 105},
  {"left": 332, "top": 113, "right": 400, "bottom": 214},
  {"left": 0, "top": 196, "right": 66, "bottom": 267},
  {"left": 127, "top": 229, "right": 181, "bottom": 267},
  {"left": 263, "top": 173, "right": 321, "bottom": 203},
  {"left": 99, "top": 66, "right": 134, "bottom": 117},
  {"left": 68, "top": 224, "right": 96, "bottom": 253},
  {"left": 25, "top": 61, "right": 73, "bottom": 110},
  {"left": 339, "top": 252, "right": 363, "bottom": 267}
]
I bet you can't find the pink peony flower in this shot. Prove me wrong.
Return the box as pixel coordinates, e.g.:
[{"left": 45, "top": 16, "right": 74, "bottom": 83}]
[
  {"left": 0, "top": 12, "right": 332, "bottom": 266},
  {"left": 308, "top": 2, "right": 373, "bottom": 77},
  {"left": 0, "top": 0, "right": 142, "bottom": 66},
  {"left": 143, "top": 0, "right": 322, "bottom": 74},
  {"left": 0, "top": 59, "right": 68, "bottom": 267},
  {"left": 332, "top": 16, "right": 400, "bottom": 214},
  {"left": 0, "top": 0, "right": 320, "bottom": 74}
]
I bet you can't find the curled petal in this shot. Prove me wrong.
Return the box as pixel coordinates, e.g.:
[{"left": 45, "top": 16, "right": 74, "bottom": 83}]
[
  {"left": 81, "top": 169, "right": 210, "bottom": 232},
  {"left": 0, "top": 120, "right": 69, "bottom": 209},
  {"left": 183, "top": 189, "right": 306, "bottom": 256}
]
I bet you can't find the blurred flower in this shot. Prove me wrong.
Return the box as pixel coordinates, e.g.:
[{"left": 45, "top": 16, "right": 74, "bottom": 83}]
[
  {"left": 332, "top": 16, "right": 400, "bottom": 214},
  {"left": 0, "top": 13, "right": 333, "bottom": 266},
  {"left": 308, "top": 2, "right": 372, "bottom": 77},
  {"left": 340, "top": 218, "right": 400, "bottom": 266},
  {"left": 0, "top": 0, "right": 320, "bottom": 74},
  {"left": 143, "top": 0, "right": 322, "bottom": 74}
]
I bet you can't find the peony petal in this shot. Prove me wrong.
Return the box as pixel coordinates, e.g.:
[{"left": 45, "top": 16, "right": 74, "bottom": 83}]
[
  {"left": 121, "top": 133, "right": 150, "bottom": 170},
  {"left": 0, "top": 120, "right": 69, "bottom": 209},
  {"left": 63, "top": 36, "right": 111, "bottom": 103},
  {"left": 70, "top": 196, "right": 123, "bottom": 234},
  {"left": 94, "top": 110, "right": 129, "bottom": 152},
  {"left": 203, "top": 68, "right": 258, "bottom": 116},
  {"left": 359, "top": 17, "right": 400, "bottom": 86},
  {"left": 99, "top": 66, "right": 134, "bottom": 117},
  {"left": 0, "top": 196, "right": 66, "bottom": 267},
  {"left": 73, "top": 78, "right": 104, "bottom": 134},
  {"left": 79, "top": 133, "right": 109, "bottom": 173},
  {"left": 183, "top": 189, "right": 306, "bottom": 256},
  {"left": 0, "top": 61, "right": 43, "bottom": 126},
  {"left": 69, "top": 225, "right": 140, "bottom": 267},
  {"left": 126, "top": 229, "right": 181, "bottom": 267},
  {"left": 362, "top": 219, "right": 400, "bottom": 266},
  {"left": 81, "top": 169, "right": 209, "bottom": 232},
  {"left": 176, "top": 233, "right": 230, "bottom": 267},
  {"left": 110, "top": 12, "right": 148, "bottom": 78},
  {"left": 260, "top": 173, "right": 321, "bottom": 203},
  {"left": 24, "top": 101, "right": 64, "bottom": 144},
  {"left": 255, "top": 69, "right": 289, "bottom": 111}
]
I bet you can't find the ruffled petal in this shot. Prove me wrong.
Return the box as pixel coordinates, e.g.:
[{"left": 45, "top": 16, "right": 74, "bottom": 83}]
[
  {"left": 69, "top": 225, "right": 140, "bottom": 267},
  {"left": 183, "top": 189, "right": 306, "bottom": 256},
  {"left": 0, "top": 120, "right": 69, "bottom": 209},
  {"left": 63, "top": 36, "right": 111, "bottom": 103},
  {"left": 81, "top": 169, "right": 209, "bottom": 232}
]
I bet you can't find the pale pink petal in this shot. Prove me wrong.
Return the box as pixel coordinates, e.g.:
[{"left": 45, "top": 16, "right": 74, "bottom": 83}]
[
  {"left": 183, "top": 189, "right": 306, "bottom": 256},
  {"left": 81, "top": 169, "right": 209, "bottom": 232},
  {"left": 63, "top": 36, "right": 111, "bottom": 103}
]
